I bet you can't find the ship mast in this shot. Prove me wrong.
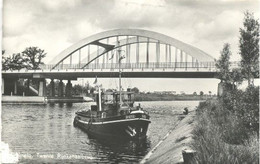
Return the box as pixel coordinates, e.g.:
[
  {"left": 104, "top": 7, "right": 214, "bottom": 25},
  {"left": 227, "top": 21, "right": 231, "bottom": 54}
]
[{"left": 118, "top": 50, "right": 125, "bottom": 106}]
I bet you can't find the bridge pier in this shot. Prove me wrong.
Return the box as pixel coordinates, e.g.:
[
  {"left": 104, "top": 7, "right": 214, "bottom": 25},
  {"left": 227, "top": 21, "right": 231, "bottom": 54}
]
[
  {"left": 50, "top": 79, "right": 55, "bottom": 97},
  {"left": 2, "top": 78, "right": 18, "bottom": 95},
  {"left": 14, "top": 80, "right": 18, "bottom": 95},
  {"left": 65, "top": 80, "right": 72, "bottom": 97},
  {"left": 58, "top": 80, "right": 64, "bottom": 97},
  {"left": 26, "top": 79, "right": 30, "bottom": 96},
  {"left": 217, "top": 81, "right": 224, "bottom": 97},
  {"left": 38, "top": 79, "right": 46, "bottom": 96}
]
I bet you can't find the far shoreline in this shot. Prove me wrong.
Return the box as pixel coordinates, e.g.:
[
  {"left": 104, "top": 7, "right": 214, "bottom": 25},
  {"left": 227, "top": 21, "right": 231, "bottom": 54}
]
[
  {"left": 136, "top": 99, "right": 206, "bottom": 101},
  {"left": 133, "top": 93, "right": 216, "bottom": 102}
]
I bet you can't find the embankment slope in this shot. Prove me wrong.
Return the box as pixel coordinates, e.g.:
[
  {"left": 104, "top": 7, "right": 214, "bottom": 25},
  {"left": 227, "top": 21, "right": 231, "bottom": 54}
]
[{"left": 142, "top": 112, "right": 195, "bottom": 164}]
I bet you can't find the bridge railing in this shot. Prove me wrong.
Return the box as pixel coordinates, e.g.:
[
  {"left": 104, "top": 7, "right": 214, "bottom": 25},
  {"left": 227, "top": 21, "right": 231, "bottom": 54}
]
[
  {"left": 40, "top": 62, "right": 221, "bottom": 71},
  {"left": 2, "top": 61, "right": 242, "bottom": 72}
]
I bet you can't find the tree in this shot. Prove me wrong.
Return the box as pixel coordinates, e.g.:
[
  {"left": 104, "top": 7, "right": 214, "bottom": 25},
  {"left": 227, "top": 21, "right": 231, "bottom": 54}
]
[
  {"left": 2, "top": 51, "right": 11, "bottom": 70},
  {"left": 230, "top": 68, "right": 243, "bottom": 88},
  {"left": 215, "top": 43, "right": 232, "bottom": 83},
  {"left": 200, "top": 91, "right": 204, "bottom": 96},
  {"left": 239, "top": 11, "right": 259, "bottom": 86},
  {"left": 73, "top": 84, "right": 83, "bottom": 95},
  {"left": 193, "top": 92, "right": 197, "bottom": 95},
  {"left": 2, "top": 47, "right": 47, "bottom": 70},
  {"left": 131, "top": 87, "right": 139, "bottom": 93},
  {"left": 2, "top": 53, "right": 26, "bottom": 70},
  {"left": 22, "top": 47, "right": 46, "bottom": 69}
]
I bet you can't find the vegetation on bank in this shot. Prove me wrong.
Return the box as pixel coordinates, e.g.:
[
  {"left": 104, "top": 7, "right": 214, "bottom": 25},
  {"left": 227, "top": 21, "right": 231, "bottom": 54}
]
[
  {"left": 193, "top": 87, "right": 259, "bottom": 163},
  {"left": 134, "top": 93, "right": 213, "bottom": 101},
  {"left": 192, "top": 11, "right": 259, "bottom": 163}
]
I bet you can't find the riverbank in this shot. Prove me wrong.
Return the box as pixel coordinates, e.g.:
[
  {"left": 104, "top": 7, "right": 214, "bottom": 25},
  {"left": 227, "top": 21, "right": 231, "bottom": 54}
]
[
  {"left": 141, "top": 98, "right": 259, "bottom": 164},
  {"left": 2, "top": 96, "right": 93, "bottom": 104},
  {"left": 134, "top": 93, "right": 214, "bottom": 101},
  {"left": 47, "top": 96, "right": 93, "bottom": 103},
  {"left": 192, "top": 99, "right": 259, "bottom": 163},
  {"left": 141, "top": 110, "right": 196, "bottom": 163},
  {"left": 2, "top": 95, "right": 47, "bottom": 104}
]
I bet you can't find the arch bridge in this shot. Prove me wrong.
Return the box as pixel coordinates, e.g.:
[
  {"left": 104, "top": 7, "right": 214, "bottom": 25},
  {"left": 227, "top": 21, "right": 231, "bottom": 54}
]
[
  {"left": 3, "top": 29, "right": 238, "bottom": 98},
  {"left": 43, "top": 28, "right": 217, "bottom": 74}
]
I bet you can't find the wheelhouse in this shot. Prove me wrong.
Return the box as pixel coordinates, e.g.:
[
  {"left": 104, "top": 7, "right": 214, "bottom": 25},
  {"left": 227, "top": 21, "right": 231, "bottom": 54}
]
[{"left": 101, "top": 91, "right": 135, "bottom": 108}]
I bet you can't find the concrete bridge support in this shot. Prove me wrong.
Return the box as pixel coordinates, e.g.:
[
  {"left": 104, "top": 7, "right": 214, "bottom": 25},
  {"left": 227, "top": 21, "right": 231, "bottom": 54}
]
[
  {"left": 7, "top": 79, "right": 15, "bottom": 95},
  {"left": 1, "top": 78, "right": 19, "bottom": 95},
  {"left": 49, "top": 79, "right": 55, "bottom": 97},
  {"left": 217, "top": 81, "right": 224, "bottom": 97},
  {"left": 38, "top": 79, "right": 46, "bottom": 96},
  {"left": 65, "top": 80, "right": 72, "bottom": 97},
  {"left": 26, "top": 79, "right": 30, "bottom": 96},
  {"left": 58, "top": 80, "right": 64, "bottom": 97},
  {"left": 14, "top": 80, "right": 18, "bottom": 95}
]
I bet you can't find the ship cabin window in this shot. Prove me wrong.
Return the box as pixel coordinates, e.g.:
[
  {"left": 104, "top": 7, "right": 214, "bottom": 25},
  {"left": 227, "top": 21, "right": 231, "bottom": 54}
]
[
  {"left": 122, "top": 93, "right": 132, "bottom": 102},
  {"left": 102, "top": 93, "right": 114, "bottom": 104},
  {"left": 102, "top": 91, "right": 134, "bottom": 107},
  {"left": 116, "top": 92, "right": 134, "bottom": 107}
]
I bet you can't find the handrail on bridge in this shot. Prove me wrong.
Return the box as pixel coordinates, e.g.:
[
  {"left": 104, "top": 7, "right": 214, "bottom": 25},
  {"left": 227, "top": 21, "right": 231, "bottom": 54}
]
[
  {"left": 38, "top": 61, "right": 240, "bottom": 71},
  {"left": 2, "top": 61, "right": 241, "bottom": 72},
  {"left": 40, "top": 62, "right": 215, "bottom": 70}
]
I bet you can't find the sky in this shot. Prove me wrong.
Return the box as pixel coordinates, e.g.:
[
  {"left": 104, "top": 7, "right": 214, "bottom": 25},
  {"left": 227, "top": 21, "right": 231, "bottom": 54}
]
[{"left": 2, "top": 0, "right": 260, "bottom": 94}]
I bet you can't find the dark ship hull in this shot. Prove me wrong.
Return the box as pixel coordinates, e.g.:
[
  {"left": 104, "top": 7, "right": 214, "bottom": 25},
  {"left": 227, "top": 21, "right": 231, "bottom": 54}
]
[{"left": 74, "top": 112, "right": 151, "bottom": 140}]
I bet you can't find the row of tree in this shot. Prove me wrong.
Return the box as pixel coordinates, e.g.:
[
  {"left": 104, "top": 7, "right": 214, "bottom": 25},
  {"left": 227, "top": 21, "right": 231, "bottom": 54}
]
[
  {"left": 193, "top": 91, "right": 211, "bottom": 96},
  {"left": 192, "top": 12, "right": 259, "bottom": 164},
  {"left": 216, "top": 11, "right": 259, "bottom": 87},
  {"left": 215, "top": 11, "right": 259, "bottom": 133},
  {"left": 45, "top": 80, "right": 140, "bottom": 97},
  {"left": 2, "top": 47, "right": 46, "bottom": 70}
]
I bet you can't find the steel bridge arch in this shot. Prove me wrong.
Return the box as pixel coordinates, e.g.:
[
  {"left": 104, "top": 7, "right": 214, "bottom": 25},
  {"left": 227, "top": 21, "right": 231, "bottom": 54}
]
[{"left": 49, "top": 29, "right": 214, "bottom": 69}]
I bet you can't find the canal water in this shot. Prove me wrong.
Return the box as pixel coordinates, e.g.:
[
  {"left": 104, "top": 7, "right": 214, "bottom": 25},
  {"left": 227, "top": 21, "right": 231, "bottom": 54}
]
[{"left": 2, "top": 101, "right": 200, "bottom": 163}]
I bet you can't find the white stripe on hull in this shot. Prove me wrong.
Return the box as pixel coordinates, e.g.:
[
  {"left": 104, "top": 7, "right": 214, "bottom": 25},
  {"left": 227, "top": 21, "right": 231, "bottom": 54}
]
[{"left": 78, "top": 118, "right": 150, "bottom": 125}]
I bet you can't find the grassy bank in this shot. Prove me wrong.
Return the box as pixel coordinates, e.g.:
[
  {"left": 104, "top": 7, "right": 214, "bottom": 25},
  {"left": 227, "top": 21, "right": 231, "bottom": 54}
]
[{"left": 192, "top": 86, "right": 259, "bottom": 163}]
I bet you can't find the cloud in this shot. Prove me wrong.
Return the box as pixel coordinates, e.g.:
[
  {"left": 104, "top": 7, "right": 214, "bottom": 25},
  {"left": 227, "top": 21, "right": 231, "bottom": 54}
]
[
  {"left": 2, "top": 0, "right": 259, "bottom": 63},
  {"left": 3, "top": 1, "right": 34, "bottom": 37},
  {"left": 39, "top": 0, "right": 82, "bottom": 11},
  {"left": 2, "top": 0, "right": 260, "bottom": 93},
  {"left": 194, "top": 10, "right": 242, "bottom": 40}
]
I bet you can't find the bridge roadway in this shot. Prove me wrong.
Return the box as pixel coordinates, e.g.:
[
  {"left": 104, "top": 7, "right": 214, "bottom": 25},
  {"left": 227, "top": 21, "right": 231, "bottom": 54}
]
[
  {"left": 2, "top": 68, "right": 217, "bottom": 79},
  {"left": 2, "top": 62, "right": 219, "bottom": 79}
]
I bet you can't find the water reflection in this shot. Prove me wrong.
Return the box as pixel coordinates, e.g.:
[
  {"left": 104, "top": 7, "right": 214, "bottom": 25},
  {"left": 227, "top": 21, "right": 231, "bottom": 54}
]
[
  {"left": 2, "top": 101, "right": 199, "bottom": 163},
  {"left": 84, "top": 134, "right": 151, "bottom": 163}
]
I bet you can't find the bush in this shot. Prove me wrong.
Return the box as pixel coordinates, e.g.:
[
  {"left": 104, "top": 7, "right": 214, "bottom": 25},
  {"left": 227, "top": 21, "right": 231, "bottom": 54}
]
[
  {"left": 220, "top": 85, "right": 259, "bottom": 133},
  {"left": 238, "top": 86, "right": 259, "bottom": 132},
  {"left": 193, "top": 88, "right": 259, "bottom": 163}
]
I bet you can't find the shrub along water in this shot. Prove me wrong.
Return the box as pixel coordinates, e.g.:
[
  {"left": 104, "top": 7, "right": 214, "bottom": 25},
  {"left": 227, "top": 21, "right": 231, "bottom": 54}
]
[{"left": 192, "top": 86, "right": 259, "bottom": 163}]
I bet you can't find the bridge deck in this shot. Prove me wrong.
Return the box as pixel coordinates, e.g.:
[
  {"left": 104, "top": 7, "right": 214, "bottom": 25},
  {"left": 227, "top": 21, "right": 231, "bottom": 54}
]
[
  {"left": 2, "top": 68, "right": 217, "bottom": 79},
  {"left": 2, "top": 62, "right": 242, "bottom": 79}
]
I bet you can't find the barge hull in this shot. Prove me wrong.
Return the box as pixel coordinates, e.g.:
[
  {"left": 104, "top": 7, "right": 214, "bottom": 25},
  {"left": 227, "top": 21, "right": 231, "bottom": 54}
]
[{"left": 74, "top": 118, "right": 150, "bottom": 140}]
